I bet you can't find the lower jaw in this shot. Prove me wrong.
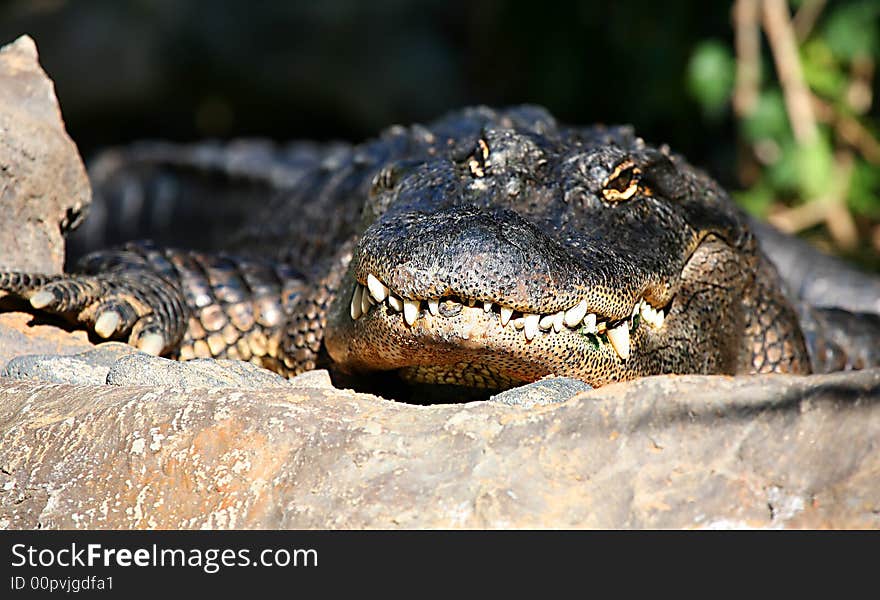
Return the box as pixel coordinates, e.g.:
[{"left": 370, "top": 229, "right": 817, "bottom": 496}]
[
  {"left": 326, "top": 316, "right": 650, "bottom": 390},
  {"left": 398, "top": 362, "right": 527, "bottom": 389}
]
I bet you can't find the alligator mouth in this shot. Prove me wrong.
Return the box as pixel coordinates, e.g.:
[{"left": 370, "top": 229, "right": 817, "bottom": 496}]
[
  {"left": 349, "top": 272, "right": 668, "bottom": 361},
  {"left": 328, "top": 264, "right": 677, "bottom": 390}
]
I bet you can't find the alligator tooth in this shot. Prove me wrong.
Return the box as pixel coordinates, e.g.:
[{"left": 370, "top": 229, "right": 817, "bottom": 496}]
[
  {"left": 500, "top": 306, "right": 513, "bottom": 327},
  {"left": 367, "top": 273, "right": 388, "bottom": 302},
  {"left": 639, "top": 303, "right": 666, "bottom": 329},
  {"left": 523, "top": 313, "right": 540, "bottom": 341},
  {"left": 582, "top": 313, "right": 597, "bottom": 333},
  {"left": 361, "top": 285, "right": 372, "bottom": 315},
  {"left": 351, "top": 286, "right": 364, "bottom": 320},
  {"left": 388, "top": 294, "right": 403, "bottom": 312},
  {"left": 552, "top": 311, "right": 564, "bottom": 333},
  {"left": 483, "top": 301, "right": 493, "bottom": 312},
  {"left": 512, "top": 317, "right": 525, "bottom": 329},
  {"left": 607, "top": 323, "right": 630, "bottom": 361},
  {"left": 632, "top": 301, "right": 641, "bottom": 317},
  {"left": 596, "top": 320, "right": 607, "bottom": 334},
  {"left": 564, "top": 300, "right": 588, "bottom": 328},
  {"left": 538, "top": 314, "right": 554, "bottom": 330},
  {"left": 404, "top": 300, "right": 420, "bottom": 326},
  {"left": 427, "top": 299, "right": 439, "bottom": 316}
]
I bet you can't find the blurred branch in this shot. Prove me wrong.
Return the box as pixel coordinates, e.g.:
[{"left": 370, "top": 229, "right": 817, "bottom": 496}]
[
  {"left": 846, "top": 55, "right": 874, "bottom": 115},
  {"left": 792, "top": 0, "right": 826, "bottom": 42},
  {"left": 762, "top": 0, "right": 819, "bottom": 144},
  {"left": 768, "top": 151, "right": 858, "bottom": 249},
  {"left": 733, "top": 0, "right": 761, "bottom": 117},
  {"left": 812, "top": 95, "right": 880, "bottom": 164}
]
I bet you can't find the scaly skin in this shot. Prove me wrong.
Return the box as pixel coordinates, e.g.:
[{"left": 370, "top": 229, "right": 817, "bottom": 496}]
[{"left": 1, "top": 105, "right": 875, "bottom": 390}]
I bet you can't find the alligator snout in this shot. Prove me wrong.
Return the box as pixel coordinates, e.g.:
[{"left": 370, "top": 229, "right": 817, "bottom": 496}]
[{"left": 353, "top": 206, "right": 588, "bottom": 314}]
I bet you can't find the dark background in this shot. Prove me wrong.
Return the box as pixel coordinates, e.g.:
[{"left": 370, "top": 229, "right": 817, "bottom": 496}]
[
  {"left": 0, "top": 1, "right": 735, "bottom": 175},
  {"left": 1, "top": 0, "right": 878, "bottom": 265}
]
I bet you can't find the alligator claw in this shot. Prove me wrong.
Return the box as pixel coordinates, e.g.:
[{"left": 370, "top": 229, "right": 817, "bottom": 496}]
[{"left": 94, "top": 310, "right": 122, "bottom": 338}]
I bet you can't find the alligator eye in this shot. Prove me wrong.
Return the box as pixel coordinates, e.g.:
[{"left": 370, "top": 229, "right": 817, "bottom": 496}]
[
  {"left": 467, "top": 138, "right": 491, "bottom": 178},
  {"left": 601, "top": 159, "right": 642, "bottom": 202}
]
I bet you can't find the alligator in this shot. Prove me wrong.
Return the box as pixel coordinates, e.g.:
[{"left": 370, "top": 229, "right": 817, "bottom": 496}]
[{"left": 2, "top": 105, "right": 879, "bottom": 394}]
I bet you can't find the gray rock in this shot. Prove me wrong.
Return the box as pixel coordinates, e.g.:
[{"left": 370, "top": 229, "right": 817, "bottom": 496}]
[
  {"left": 105, "top": 352, "right": 293, "bottom": 389},
  {"left": 1, "top": 369, "right": 879, "bottom": 529},
  {"left": 3, "top": 342, "right": 137, "bottom": 385},
  {"left": 490, "top": 376, "right": 592, "bottom": 407},
  {"left": 0, "top": 36, "right": 90, "bottom": 274},
  {"left": 288, "top": 368, "right": 334, "bottom": 388},
  {"left": 3, "top": 341, "right": 299, "bottom": 390}
]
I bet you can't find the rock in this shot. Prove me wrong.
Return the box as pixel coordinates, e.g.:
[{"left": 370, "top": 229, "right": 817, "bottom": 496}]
[
  {"left": 0, "top": 35, "right": 90, "bottom": 274},
  {"left": 0, "top": 368, "right": 878, "bottom": 529},
  {"left": 105, "top": 353, "right": 294, "bottom": 389},
  {"left": 2, "top": 342, "right": 332, "bottom": 390},
  {"left": 3, "top": 342, "right": 138, "bottom": 385},
  {"left": 288, "top": 368, "right": 334, "bottom": 388},
  {"left": 490, "top": 376, "right": 591, "bottom": 407},
  {"left": 0, "top": 312, "right": 96, "bottom": 367}
]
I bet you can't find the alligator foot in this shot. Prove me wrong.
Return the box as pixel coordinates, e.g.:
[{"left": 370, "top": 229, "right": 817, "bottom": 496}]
[{"left": 0, "top": 266, "right": 187, "bottom": 355}]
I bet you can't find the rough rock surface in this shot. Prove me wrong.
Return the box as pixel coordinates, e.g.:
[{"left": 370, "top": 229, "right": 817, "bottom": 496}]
[
  {"left": 0, "top": 35, "right": 91, "bottom": 273},
  {"left": 105, "top": 353, "right": 295, "bottom": 389},
  {"left": 3, "top": 346, "right": 316, "bottom": 389},
  {"left": 3, "top": 342, "right": 138, "bottom": 385},
  {"left": 1, "top": 368, "right": 878, "bottom": 529},
  {"left": 490, "top": 377, "right": 592, "bottom": 407},
  {"left": 0, "top": 312, "right": 95, "bottom": 367}
]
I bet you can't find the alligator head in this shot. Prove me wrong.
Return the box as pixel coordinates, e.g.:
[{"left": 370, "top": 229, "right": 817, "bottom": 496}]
[{"left": 323, "top": 106, "right": 802, "bottom": 389}]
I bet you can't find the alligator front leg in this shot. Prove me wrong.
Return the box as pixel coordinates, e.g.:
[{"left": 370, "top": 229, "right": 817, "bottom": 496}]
[{"left": 0, "top": 242, "right": 309, "bottom": 375}]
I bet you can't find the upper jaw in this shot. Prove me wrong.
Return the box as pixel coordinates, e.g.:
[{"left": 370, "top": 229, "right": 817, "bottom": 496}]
[{"left": 351, "top": 206, "right": 679, "bottom": 322}]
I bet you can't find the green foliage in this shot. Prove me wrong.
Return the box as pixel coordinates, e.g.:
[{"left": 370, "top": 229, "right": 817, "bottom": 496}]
[
  {"left": 801, "top": 39, "right": 846, "bottom": 98},
  {"left": 742, "top": 90, "right": 790, "bottom": 141},
  {"left": 733, "top": 183, "right": 775, "bottom": 217},
  {"left": 793, "top": 134, "right": 835, "bottom": 200},
  {"left": 849, "top": 160, "right": 880, "bottom": 217},
  {"left": 687, "top": 0, "right": 880, "bottom": 264},
  {"left": 823, "top": 1, "right": 879, "bottom": 61},
  {"left": 686, "top": 40, "right": 736, "bottom": 120}
]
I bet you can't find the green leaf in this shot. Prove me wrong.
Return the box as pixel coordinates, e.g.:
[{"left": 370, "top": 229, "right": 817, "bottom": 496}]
[
  {"left": 686, "top": 40, "right": 735, "bottom": 119},
  {"left": 733, "top": 182, "right": 776, "bottom": 218},
  {"left": 766, "top": 138, "right": 801, "bottom": 193},
  {"left": 741, "top": 90, "right": 790, "bottom": 142},
  {"left": 793, "top": 135, "right": 834, "bottom": 200},
  {"left": 823, "top": 2, "right": 880, "bottom": 61},
  {"left": 848, "top": 159, "right": 880, "bottom": 217},
  {"left": 802, "top": 39, "right": 846, "bottom": 98}
]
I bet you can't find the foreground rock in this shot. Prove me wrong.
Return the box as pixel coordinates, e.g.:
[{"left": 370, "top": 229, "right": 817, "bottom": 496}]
[
  {"left": 0, "top": 313, "right": 95, "bottom": 368},
  {"left": 1, "top": 368, "right": 878, "bottom": 529},
  {"left": 0, "top": 35, "right": 91, "bottom": 273}
]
